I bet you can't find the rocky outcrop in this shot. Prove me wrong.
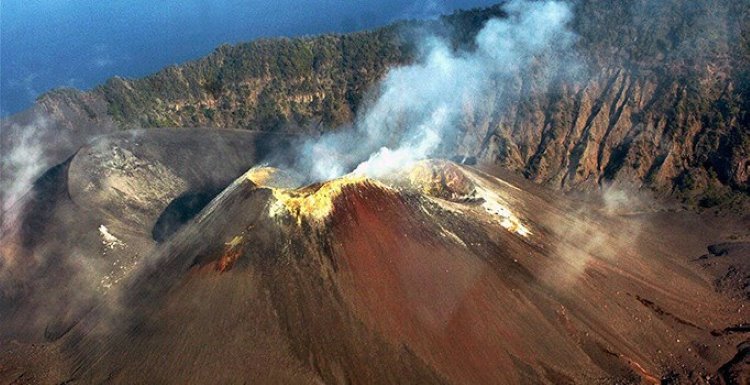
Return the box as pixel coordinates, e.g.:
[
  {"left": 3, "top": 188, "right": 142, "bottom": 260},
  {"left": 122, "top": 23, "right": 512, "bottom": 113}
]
[
  {"left": 716, "top": 341, "right": 750, "bottom": 385},
  {"left": 2, "top": 0, "right": 748, "bottom": 206}
]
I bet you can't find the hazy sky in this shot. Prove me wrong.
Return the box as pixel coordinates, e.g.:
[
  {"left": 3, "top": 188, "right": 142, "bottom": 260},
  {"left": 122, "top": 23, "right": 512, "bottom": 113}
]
[{"left": 0, "top": 0, "right": 500, "bottom": 117}]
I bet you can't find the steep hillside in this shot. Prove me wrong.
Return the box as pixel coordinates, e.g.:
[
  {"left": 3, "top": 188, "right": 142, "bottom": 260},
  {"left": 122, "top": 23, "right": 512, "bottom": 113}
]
[
  {"left": 2, "top": 148, "right": 749, "bottom": 384},
  {"left": 3, "top": 0, "right": 749, "bottom": 205},
  {"left": 0, "top": 129, "right": 292, "bottom": 341}
]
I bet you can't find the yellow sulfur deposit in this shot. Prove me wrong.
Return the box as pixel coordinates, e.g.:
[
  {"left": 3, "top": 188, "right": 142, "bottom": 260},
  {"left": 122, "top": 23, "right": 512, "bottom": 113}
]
[
  {"left": 405, "top": 160, "right": 476, "bottom": 200},
  {"left": 268, "top": 175, "right": 375, "bottom": 225},
  {"left": 401, "top": 159, "right": 532, "bottom": 238},
  {"left": 244, "top": 166, "right": 302, "bottom": 189},
  {"left": 473, "top": 185, "right": 532, "bottom": 238},
  {"left": 224, "top": 235, "right": 244, "bottom": 249}
]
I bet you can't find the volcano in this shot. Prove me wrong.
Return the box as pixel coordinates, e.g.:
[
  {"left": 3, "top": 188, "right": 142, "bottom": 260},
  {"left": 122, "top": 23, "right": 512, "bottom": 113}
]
[
  {"left": 3, "top": 0, "right": 750, "bottom": 383},
  {"left": 1, "top": 129, "right": 748, "bottom": 384}
]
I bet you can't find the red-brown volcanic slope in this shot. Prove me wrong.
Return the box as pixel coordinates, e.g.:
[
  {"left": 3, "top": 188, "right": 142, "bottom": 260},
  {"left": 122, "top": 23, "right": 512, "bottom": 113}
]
[{"left": 1, "top": 161, "right": 748, "bottom": 384}]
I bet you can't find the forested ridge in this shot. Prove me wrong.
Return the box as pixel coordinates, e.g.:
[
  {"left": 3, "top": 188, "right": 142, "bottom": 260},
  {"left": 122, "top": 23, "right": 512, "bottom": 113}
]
[{"left": 20, "top": 0, "right": 750, "bottom": 206}]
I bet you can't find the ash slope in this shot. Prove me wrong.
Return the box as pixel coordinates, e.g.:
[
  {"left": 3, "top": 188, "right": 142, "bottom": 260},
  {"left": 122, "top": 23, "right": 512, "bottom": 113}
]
[
  {"left": 3, "top": 158, "right": 748, "bottom": 384},
  {"left": 0, "top": 128, "right": 293, "bottom": 342}
]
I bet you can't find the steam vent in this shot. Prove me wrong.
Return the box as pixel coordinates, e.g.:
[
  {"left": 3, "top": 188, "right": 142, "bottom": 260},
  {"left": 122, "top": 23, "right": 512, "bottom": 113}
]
[
  {"left": 2, "top": 0, "right": 750, "bottom": 384},
  {"left": 2, "top": 135, "right": 748, "bottom": 384}
]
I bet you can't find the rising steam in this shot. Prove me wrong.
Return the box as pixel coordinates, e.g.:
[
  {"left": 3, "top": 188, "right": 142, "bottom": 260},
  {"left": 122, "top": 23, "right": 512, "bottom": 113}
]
[
  {"left": 0, "top": 114, "right": 50, "bottom": 230},
  {"left": 299, "top": 0, "right": 579, "bottom": 181}
]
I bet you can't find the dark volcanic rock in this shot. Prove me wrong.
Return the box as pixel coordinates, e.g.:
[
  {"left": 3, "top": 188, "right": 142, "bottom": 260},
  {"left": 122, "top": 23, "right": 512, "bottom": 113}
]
[
  {"left": 716, "top": 341, "right": 750, "bottom": 385},
  {"left": 697, "top": 242, "right": 750, "bottom": 301}
]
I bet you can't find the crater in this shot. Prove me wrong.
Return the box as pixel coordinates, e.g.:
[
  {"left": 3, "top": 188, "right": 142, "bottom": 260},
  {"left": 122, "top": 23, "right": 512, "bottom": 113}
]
[{"left": 152, "top": 185, "right": 225, "bottom": 242}]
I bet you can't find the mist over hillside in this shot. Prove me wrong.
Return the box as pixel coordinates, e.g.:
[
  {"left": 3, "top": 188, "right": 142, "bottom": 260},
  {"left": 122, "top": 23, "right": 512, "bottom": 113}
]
[
  {"left": 1, "top": 2, "right": 750, "bottom": 383},
  {"left": 2, "top": 0, "right": 748, "bottom": 210}
]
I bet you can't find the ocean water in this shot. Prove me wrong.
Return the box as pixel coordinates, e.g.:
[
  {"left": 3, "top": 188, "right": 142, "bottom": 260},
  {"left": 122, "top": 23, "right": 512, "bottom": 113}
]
[{"left": 0, "top": 0, "right": 498, "bottom": 117}]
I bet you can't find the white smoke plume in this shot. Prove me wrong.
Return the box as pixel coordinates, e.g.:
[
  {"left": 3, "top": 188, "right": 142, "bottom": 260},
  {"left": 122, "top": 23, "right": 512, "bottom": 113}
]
[
  {"left": 299, "top": 0, "right": 579, "bottom": 181},
  {"left": 543, "top": 184, "right": 657, "bottom": 288},
  {"left": 0, "top": 114, "right": 50, "bottom": 228}
]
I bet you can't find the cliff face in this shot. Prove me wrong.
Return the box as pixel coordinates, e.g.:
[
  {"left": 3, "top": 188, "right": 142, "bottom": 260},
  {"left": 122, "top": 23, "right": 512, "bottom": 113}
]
[
  {"left": 466, "top": 0, "right": 750, "bottom": 205},
  {"left": 4, "top": 0, "right": 749, "bottom": 205}
]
